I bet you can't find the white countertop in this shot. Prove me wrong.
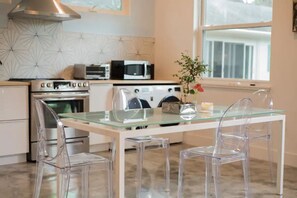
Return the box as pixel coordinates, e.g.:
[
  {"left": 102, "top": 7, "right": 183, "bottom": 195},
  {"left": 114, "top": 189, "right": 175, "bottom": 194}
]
[
  {"left": 0, "top": 80, "right": 178, "bottom": 86},
  {"left": 0, "top": 81, "right": 30, "bottom": 86}
]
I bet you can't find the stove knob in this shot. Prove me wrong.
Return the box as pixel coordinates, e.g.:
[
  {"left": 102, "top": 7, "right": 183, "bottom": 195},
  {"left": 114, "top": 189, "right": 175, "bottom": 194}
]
[
  {"left": 41, "top": 83, "right": 45, "bottom": 88},
  {"left": 72, "top": 83, "right": 76, "bottom": 87},
  {"left": 83, "top": 82, "right": 88, "bottom": 87},
  {"left": 47, "top": 83, "right": 52, "bottom": 88},
  {"left": 78, "top": 83, "right": 82, "bottom": 87}
]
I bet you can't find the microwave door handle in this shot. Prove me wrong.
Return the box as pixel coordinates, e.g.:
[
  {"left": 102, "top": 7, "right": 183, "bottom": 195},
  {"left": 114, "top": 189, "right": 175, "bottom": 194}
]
[{"left": 144, "top": 63, "right": 147, "bottom": 77}]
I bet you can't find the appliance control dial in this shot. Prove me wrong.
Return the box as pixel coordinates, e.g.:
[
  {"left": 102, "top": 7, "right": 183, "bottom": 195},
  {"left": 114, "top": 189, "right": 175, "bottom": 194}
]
[
  {"left": 72, "top": 83, "right": 76, "bottom": 87},
  {"left": 134, "top": 89, "right": 139, "bottom": 93},
  {"left": 41, "top": 83, "right": 45, "bottom": 88},
  {"left": 168, "top": 88, "right": 173, "bottom": 93},
  {"left": 47, "top": 83, "right": 52, "bottom": 88},
  {"left": 83, "top": 82, "right": 88, "bottom": 87},
  {"left": 78, "top": 83, "right": 82, "bottom": 87}
]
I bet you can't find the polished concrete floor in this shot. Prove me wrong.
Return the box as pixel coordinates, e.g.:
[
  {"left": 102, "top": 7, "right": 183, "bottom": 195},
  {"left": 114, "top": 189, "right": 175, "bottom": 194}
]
[{"left": 0, "top": 143, "right": 296, "bottom": 198}]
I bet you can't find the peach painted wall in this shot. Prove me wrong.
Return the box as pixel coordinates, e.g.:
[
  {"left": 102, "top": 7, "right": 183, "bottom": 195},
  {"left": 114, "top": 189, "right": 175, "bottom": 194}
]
[{"left": 154, "top": 0, "right": 194, "bottom": 80}]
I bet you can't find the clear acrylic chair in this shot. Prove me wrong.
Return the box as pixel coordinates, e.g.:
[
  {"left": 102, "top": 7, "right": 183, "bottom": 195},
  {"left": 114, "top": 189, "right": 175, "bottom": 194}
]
[
  {"left": 112, "top": 88, "right": 170, "bottom": 198},
  {"left": 33, "top": 99, "right": 113, "bottom": 198},
  {"left": 249, "top": 89, "right": 274, "bottom": 182},
  {"left": 177, "top": 98, "right": 252, "bottom": 198}
]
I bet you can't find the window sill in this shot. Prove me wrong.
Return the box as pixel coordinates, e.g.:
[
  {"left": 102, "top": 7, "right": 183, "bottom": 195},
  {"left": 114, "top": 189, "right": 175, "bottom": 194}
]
[{"left": 201, "top": 78, "right": 271, "bottom": 91}]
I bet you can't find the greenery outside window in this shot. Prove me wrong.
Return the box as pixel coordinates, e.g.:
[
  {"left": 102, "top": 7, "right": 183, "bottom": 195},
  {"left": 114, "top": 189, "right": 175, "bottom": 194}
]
[
  {"left": 200, "top": 0, "right": 273, "bottom": 81},
  {"left": 60, "top": 0, "right": 130, "bottom": 15}
]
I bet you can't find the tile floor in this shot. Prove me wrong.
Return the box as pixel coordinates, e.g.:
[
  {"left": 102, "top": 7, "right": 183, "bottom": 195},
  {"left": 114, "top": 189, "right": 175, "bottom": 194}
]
[{"left": 0, "top": 143, "right": 296, "bottom": 198}]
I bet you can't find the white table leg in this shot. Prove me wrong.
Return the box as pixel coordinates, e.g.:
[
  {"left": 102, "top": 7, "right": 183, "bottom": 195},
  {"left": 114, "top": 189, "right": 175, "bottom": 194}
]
[
  {"left": 115, "top": 136, "right": 126, "bottom": 198},
  {"left": 276, "top": 116, "right": 286, "bottom": 195}
]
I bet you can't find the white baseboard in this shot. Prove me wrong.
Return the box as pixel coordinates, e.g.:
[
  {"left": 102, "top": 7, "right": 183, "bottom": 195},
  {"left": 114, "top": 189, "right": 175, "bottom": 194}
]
[
  {"left": 183, "top": 132, "right": 297, "bottom": 168},
  {"left": 0, "top": 154, "right": 27, "bottom": 165}
]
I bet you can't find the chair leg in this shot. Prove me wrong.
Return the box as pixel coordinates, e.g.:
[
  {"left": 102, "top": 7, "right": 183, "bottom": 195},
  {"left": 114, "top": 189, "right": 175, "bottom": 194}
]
[
  {"left": 164, "top": 139, "right": 170, "bottom": 192},
  {"left": 205, "top": 158, "right": 212, "bottom": 198},
  {"left": 107, "top": 161, "right": 113, "bottom": 198},
  {"left": 58, "top": 168, "right": 70, "bottom": 198},
  {"left": 110, "top": 138, "right": 116, "bottom": 168},
  {"left": 267, "top": 136, "right": 275, "bottom": 183},
  {"left": 82, "top": 166, "right": 90, "bottom": 198},
  {"left": 136, "top": 142, "right": 145, "bottom": 198},
  {"left": 33, "top": 162, "right": 44, "bottom": 198},
  {"left": 177, "top": 152, "right": 185, "bottom": 198},
  {"left": 212, "top": 160, "right": 221, "bottom": 198},
  {"left": 242, "top": 158, "right": 251, "bottom": 198}
]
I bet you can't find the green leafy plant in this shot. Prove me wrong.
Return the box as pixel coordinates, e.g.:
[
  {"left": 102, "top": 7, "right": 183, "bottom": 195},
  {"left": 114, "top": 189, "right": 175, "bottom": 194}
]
[{"left": 173, "top": 52, "right": 209, "bottom": 103}]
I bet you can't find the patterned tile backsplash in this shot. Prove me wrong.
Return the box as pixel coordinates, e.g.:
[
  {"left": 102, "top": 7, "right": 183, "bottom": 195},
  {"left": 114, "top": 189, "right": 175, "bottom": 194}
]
[{"left": 0, "top": 19, "right": 154, "bottom": 80}]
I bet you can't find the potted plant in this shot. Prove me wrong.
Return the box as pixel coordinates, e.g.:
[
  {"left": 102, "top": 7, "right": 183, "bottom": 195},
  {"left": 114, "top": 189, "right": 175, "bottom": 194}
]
[
  {"left": 174, "top": 52, "right": 208, "bottom": 103},
  {"left": 162, "top": 52, "right": 209, "bottom": 114}
]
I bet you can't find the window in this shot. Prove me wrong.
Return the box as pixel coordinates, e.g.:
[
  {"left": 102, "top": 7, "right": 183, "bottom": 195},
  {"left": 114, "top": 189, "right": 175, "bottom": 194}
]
[
  {"left": 205, "top": 40, "right": 254, "bottom": 79},
  {"left": 200, "top": 0, "right": 273, "bottom": 81},
  {"left": 61, "top": 0, "right": 130, "bottom": 15}
]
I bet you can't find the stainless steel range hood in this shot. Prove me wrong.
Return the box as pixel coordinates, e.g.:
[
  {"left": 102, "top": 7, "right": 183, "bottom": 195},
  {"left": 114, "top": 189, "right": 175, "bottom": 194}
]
[{"left": 8, "top": 0, "right": 81, "bottom": 21}]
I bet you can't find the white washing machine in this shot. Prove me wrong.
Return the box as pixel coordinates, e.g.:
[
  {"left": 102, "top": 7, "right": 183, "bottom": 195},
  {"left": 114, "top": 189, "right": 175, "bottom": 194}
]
[{"left": 113, "top": 84, "right": 183, "bottom": 146}]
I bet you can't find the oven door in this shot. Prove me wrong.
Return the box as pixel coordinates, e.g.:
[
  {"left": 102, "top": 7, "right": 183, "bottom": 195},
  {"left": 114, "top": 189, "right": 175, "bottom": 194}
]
[{"left": 31, "top": 92, "right": 90, "bottom": 142}]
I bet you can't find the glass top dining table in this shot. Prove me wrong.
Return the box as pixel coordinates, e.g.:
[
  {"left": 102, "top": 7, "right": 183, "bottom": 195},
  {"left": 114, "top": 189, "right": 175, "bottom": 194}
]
[
  {"left": 59, "top": 105, "right": 286, "bottom": 198},
  {"left": 60, "top": 106, "right": 284, "bottom": 129}
]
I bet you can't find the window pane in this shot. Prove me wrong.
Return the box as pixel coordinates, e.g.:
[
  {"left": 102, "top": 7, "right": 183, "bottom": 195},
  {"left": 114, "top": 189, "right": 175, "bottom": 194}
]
[
  {"left": 244, "top": 45, "right": 254, "bottom": 79},
  {"left": 203, "top": 27, "right": 271, "bottom": 80},
  {"left": 224, "top": 43, "right": 244, "bottom": 79},
  {"left": 205, "top": 0, "right": 273, "bottom": 26},
  {"left": 62, "top": 0, "right": 123, "bottom": 11},
  {"left": 213, "top": 41, "right": 223, "bottom": 78}
]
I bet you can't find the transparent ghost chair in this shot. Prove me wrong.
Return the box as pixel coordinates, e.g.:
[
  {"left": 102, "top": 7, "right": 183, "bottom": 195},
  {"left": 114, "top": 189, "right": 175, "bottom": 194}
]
[
  {"left": 33, "top": 99, "right": 113, "bottom": 198},
  {"left": 249, "top": 89, "right": 274, "bottom": 182},
  {"left": 112, "top": 88, "right": 170, "bottom": 198},
  {"left": 177, "top": 98, "right": 252, "bottom": 198}
]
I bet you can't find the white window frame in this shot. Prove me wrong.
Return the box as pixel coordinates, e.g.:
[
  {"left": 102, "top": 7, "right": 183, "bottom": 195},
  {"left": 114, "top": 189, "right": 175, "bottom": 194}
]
[{"left": 194, "top": 0, "right": 272, "bottom": 89}]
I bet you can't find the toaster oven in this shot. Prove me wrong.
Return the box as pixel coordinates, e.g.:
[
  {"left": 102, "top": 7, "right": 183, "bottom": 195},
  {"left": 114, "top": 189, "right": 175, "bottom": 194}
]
[{"left": 74, "top": 64, "right": 110, "bottom": 80}]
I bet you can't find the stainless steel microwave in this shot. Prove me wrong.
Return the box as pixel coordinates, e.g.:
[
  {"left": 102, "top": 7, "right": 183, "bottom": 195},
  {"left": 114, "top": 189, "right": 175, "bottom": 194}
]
[{"left": 110, "top": 60, "right": 154, "bottom": 80}]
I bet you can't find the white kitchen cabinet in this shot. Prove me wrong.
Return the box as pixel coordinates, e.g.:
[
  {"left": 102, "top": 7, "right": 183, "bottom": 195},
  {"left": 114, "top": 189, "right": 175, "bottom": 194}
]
[
  {"left": 0, "top": 86, "right": 29, "bottom": 162},
  {"left": 89, "top": 83, "right": 113, "bottom": 146},
  {"left": 0, "top": 86, "right": 28, "bottom": 120},
  {"left": 0, "top": 120, "right": 28, "bottom": 156}
]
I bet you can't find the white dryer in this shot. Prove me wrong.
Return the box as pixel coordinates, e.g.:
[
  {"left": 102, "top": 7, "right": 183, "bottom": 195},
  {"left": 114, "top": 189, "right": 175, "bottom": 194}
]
[{"left": 113, "top": 84, "right": 183, "bottom": 145}]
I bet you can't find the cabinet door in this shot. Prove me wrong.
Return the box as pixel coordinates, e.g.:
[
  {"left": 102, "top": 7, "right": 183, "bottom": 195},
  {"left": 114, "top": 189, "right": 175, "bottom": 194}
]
[
  {"left": 89, "top": 84, "right": 113, "bottom": 145},
  {"left": 0, "top": 120, "right": 29, "bottom": 156},
  {"left": 0, "top": 86, "right": 28, "bottom": 120},
  {"left": 90, "top": 84, "right": 113, "bottom": 111}
]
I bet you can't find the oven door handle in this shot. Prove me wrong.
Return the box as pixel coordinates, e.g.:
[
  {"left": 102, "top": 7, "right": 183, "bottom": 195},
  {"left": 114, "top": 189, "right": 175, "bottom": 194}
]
[
  {"left": 46, "top": 140, "right": 85, "bottom": 146},
  {"left": 33, "top": 93, "right": 89, "bottom": 99}
]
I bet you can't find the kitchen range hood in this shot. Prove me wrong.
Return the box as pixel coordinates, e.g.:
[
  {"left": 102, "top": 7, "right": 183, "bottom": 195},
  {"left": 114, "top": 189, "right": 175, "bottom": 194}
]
[{"left": 8, "top": 0, "right": 81, "bottom": 21}]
